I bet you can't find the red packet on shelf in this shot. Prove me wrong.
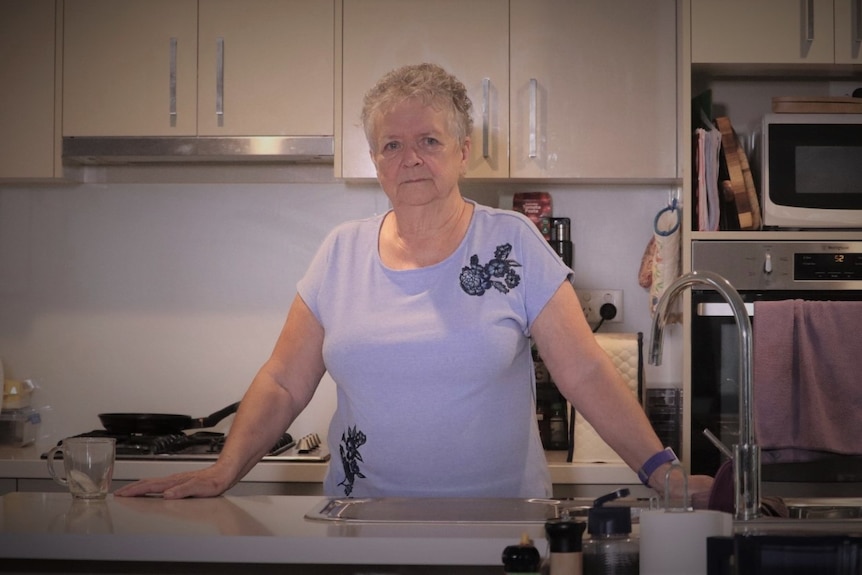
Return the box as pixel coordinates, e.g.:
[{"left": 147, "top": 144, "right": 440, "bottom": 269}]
[{"left": 513, "top": 192, "right": 552, "bottom": 239}]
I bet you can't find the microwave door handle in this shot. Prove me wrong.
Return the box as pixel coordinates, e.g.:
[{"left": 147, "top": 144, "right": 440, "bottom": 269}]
[{"left": 697, "top": 302, "right": 755, "bottom": 317}]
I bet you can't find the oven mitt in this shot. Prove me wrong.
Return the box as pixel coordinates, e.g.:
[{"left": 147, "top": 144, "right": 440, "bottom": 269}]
[
  {"left": 643, "top": 202, "right": 681, "bottom": 322},
  {"left": 638, "top": 236, "right": 656, "bottom": 289}
]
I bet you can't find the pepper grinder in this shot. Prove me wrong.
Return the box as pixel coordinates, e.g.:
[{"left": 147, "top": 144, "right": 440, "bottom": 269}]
[{"left": 545, "top": 517, "right": 586, "bottom": 575}]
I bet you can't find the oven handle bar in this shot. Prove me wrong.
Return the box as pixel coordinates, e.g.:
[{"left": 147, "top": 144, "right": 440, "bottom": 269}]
[{"left": 697, "top": 302, "right": 755, "bottom": 317}]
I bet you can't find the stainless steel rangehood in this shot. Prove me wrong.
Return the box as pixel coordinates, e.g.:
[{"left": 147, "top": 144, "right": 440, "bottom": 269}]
[{"left": 62, "top": 136, "right": 334, "bottom": 165}]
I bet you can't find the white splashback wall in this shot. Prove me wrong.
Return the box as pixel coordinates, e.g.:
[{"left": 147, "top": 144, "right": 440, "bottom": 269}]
[{"left": 0, "top": 180, "right": 681, "bottom": 449}]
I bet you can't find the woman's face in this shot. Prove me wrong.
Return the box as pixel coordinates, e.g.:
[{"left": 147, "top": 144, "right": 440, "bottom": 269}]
[{"left": 369, "top": 98, "right": 470, "bottom": 208}]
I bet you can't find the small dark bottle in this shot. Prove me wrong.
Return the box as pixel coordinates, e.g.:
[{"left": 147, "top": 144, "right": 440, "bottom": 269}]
[
  {"left": 536, "top": 401, "right": 551, "bottom": 449},
  {"left": 532, "top": 344, "right": 553, "bottom": 448},
  {"left": 549, "top": 217, "right": 574, "bottom": 270},
  {"left": 548, "top": 402, "right": 568, "bottom": 451}
]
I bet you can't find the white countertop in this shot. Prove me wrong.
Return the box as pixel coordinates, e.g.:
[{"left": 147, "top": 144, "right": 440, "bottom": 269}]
[
  {"left": 0, "top": 492, "right": 555, "bottom": 567},
  {"left": 4, "top": 492, "right": 859, "bottom": 570},
  {"left": 0, "top": 445, "right": 644, "bottom": 488}
]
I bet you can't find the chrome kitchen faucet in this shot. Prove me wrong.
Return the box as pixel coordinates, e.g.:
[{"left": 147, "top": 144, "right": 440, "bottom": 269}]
[{"left": 649, "top": 270, "right": 760, "bottom": 521}]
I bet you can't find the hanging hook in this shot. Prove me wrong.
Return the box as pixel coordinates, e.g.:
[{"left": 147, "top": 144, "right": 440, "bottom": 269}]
[{"left": 654, "top": 197, "right": 680, "bottom": 237}]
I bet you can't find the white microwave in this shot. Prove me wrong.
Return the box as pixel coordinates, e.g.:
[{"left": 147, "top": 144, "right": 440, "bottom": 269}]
[{"left": 761, "top": 113, "right": 862, "bottom": 229}]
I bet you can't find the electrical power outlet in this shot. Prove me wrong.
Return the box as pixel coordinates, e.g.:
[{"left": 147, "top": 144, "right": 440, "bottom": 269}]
[
  {"left": 828, "top": 81, "right": 862, "bottom": 97},
  {"left": 575, "top": 289, "right": 623, "bottom": 324}
]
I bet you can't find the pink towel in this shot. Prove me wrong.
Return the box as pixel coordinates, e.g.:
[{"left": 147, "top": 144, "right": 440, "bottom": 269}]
[{"left": 753, "top": 300, "right": 862, "bottom": 463}]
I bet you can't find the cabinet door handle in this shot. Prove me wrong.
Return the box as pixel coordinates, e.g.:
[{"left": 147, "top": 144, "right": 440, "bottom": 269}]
[
  {"left": 216, "top": 37, "right": 225, "bottom": 127},
  {"left": 482, "top": 77, "right": 490, "bottom": 159},
  {"left": 169, "top": 37, "right": 177, "bottom": 127},
  {"left": 856, "top": 0, "right": 862, "bottom": 43},
  {"left": 529, "top": 78, "right": 538, "bottom": 159},
  {"left": 804, "top": 0, "right": 815, "bottom": 42}
]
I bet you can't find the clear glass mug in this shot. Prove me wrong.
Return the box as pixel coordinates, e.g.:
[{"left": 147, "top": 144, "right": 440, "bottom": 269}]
[{"left": 46, "top": 437, "right": 116, "bottom": 499}]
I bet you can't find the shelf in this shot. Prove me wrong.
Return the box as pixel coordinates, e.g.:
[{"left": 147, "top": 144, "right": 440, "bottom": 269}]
[
  {"left": 691, "top": 63, "right": 862, "bottom": 80},
  {"left": 688, "top": 230, "right": 862, "bottom": 241}
]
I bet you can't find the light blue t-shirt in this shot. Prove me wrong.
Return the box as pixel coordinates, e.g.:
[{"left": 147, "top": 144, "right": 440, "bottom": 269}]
[{"left": 297, "top": 202, "right": 572, "bottom": 498}]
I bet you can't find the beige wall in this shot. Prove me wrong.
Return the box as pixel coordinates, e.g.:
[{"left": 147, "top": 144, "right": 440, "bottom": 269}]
[{"left": 0, "top": 178, "right": 682, "bottom": 449}]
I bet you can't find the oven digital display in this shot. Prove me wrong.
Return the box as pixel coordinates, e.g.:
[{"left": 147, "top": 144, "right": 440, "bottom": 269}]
[{"left": 795, "top": 252, "right": 862, "bottom": 280}]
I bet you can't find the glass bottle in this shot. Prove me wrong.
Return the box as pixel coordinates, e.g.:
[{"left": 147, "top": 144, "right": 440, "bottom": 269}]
[
  {"left": 583, "top": 490, "right": 639, "bottom": 575},
  {"left": 549, "top": 402, "right": 568, "bottom": 450}
]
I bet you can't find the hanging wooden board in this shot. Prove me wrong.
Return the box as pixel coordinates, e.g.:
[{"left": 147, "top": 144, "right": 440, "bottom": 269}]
[
  {"left": 715, "top": 116, "right": 759, "bottom": 230},
  {"left": 772, "top": 96, "right": 862, "bottom": 114}
]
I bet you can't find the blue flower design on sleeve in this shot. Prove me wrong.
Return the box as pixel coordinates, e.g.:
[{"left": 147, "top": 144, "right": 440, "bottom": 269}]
[{"left": 459, "top": 243, "right": 521, "bottom": 296}]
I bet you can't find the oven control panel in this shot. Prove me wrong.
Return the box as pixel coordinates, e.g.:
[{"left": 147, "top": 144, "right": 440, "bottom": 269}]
[
  {"left": 692, "top": 241, "right": 862, "bottom": 291},
  {"left": 795, "top": 252, "right": 862, "bottom": 281}
]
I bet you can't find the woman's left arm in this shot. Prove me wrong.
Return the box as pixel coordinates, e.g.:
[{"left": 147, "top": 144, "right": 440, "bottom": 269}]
[{"left": 531, "top": 281, "right": 713, "bottom": 506}]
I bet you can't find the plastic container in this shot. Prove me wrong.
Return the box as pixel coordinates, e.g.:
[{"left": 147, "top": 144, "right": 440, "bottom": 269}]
[
  {"left": 583, "top": 489, "right": 639, "bottom": 575},
  {"left": 0, "top": 407, "right": 41, "bottom": 446},
  {"left": 3, "top": 379, "right": 34, "bottom": 410}
]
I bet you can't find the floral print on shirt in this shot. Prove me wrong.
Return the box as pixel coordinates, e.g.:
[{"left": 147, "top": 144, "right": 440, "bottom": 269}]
[{"left": 459, "top": 243, "right": 521, "bottom": 296}]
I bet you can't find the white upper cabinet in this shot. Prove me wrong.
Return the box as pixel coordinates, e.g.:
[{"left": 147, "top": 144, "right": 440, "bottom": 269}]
[
  {"left": 834, "top": 0, "right": 862, "bottom": 63},
  {"left": 510, "top": 0, "right": 678, "bottom": 180},
  {"left": 0, "top": 0, "right": 59, "bottom": 179},
  {"left": 691, "top": 0, "right": 862, "bottom": 64},
  {"left": 341, "top": 0, "right": 677, "bottom": 180},
  {"left": 63, "top": 0, "right": 198, "bottom": 136},
  {"left": 63, "top": 0, "right": 334, "bottom": 137},
  {"left": 196, "top": 1, "right": 334, "bottom": 136},
  {"left": 340, "top": 0, "right": 509, "bottom": 179}
]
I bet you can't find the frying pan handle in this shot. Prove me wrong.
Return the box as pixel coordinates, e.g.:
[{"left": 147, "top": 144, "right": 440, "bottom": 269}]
[{"left": 198, "top": 402, "right": 240, "bottom": 428}]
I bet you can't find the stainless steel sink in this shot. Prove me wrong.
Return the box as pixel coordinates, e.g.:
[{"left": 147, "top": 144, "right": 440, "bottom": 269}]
[
  {"left": 304, "top": 496, "right": 648, "bottom": 524},
  {"left": 305, "top": 496, "right": 862, "bottom": 530},
  {"left": 305, "top": 497, "right": 564, "bottom": 524},
  {"left": 732, "top": 498, "right": 862, "bottom": 535},
  {"left": 783, "top": 497, "right": 862, "bottom": 520}
]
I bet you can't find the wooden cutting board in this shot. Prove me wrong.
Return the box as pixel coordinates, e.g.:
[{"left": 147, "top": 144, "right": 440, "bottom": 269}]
[
  {"left": 715, "top": 116, "right": 761, "bottom": 230},
  {"left": 773, "top": 96, "right": 862, "bottom": 114}
]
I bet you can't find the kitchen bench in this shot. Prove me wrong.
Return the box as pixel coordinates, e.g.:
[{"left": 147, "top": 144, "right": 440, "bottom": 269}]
[
  {"left": 0, "top": 446, "right": 649, "bottom": 499},
  {"left": 0, "top": 492, "right": 558, "bottom": 573}
]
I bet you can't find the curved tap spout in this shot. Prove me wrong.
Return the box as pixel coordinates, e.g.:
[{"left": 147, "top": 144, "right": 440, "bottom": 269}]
[{"left": 649, "top": 270, "right": 760, "bottom": 521}]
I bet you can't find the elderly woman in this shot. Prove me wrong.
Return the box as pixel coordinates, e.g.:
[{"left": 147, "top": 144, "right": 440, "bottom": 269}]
[{"left": 117, "top": 63, "right": 712, "bottom": 503}]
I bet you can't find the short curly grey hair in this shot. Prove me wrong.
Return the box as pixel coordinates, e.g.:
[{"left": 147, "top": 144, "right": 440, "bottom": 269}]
[{"left": 361, "top": 63, "right": 474, "bottom": 153}]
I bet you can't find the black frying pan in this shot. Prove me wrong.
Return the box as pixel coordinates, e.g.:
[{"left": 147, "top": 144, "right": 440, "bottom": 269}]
[{"left": 98, "top": 402, "right": 240, "bottom": 435}]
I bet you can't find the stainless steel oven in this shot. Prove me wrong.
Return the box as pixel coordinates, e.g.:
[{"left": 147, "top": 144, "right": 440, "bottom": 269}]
[{"left": 689, "top": 240, "right": 862, "bottom": 493}]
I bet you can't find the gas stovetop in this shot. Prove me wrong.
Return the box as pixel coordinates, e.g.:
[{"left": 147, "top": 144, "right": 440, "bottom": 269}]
[{"left": 47, "top": 430, "right": 329, "bottom": 462}]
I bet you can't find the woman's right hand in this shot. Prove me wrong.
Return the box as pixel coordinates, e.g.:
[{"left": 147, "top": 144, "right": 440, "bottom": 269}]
[
  {"left": 114, "top": 465, "right": 235, "bottom": 499},
  {"left": 114, "top": 295, "right": 325, "bottom": 500}
]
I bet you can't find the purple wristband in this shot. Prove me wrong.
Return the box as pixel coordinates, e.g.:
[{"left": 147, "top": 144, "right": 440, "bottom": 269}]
[{"left": 637, "top": 447, "right": 678, "bottom": 486}]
